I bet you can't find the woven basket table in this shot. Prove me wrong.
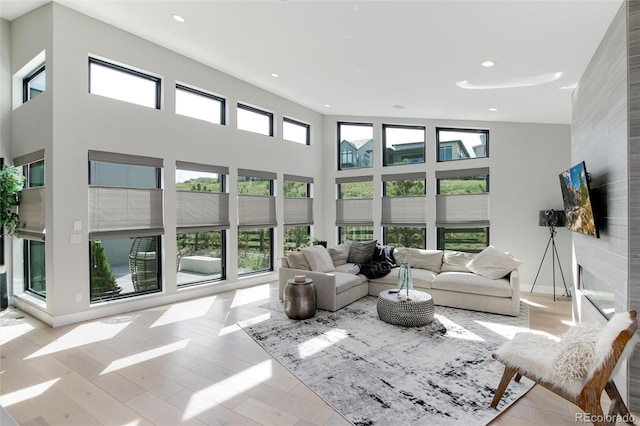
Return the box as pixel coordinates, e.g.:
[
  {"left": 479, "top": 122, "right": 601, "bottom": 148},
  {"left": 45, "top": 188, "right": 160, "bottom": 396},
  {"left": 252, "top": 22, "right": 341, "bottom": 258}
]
[{"left": 377, "top": 289, "right": 435, "bottom": 327}]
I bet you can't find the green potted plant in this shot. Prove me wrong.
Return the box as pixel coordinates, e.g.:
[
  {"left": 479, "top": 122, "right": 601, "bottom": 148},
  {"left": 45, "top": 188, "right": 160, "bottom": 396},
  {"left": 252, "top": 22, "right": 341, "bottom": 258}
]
[{"left": 0, "top": 164, "right": 25, "bottom": 310}]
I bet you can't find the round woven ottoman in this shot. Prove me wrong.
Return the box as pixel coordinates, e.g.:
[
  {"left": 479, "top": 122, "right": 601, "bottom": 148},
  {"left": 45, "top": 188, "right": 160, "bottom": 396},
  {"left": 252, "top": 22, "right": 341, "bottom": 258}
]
[{"left": 377, "top": 289, "right": 435, "bottom": 327}]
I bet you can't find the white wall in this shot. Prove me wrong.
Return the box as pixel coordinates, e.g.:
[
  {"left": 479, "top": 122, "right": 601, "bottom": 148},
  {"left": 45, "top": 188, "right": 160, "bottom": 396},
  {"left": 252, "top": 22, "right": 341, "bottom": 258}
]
[{"left": 322, "top": 116, "right": 573, "bottom": 294}]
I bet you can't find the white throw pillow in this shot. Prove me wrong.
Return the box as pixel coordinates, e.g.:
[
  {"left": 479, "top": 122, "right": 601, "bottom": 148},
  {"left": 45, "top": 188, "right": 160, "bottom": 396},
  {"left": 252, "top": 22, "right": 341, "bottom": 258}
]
[
  {"left": 328, "top": 243, "right": 350, "bottom": 266},
  {"left": 394, "top": 247, "right": 444, "bottom": 273},
  {"left": 287, "top": 251, "right": 310, "bottom": 270},
  {"left": 441, "top": 250, "right": 476, "bottom": 272},
  {"left": 302, "top": 245, "right": 335, "bottom": 273},
  {"left": 465, "top": 246, "right": 522, "bottom": 279}
]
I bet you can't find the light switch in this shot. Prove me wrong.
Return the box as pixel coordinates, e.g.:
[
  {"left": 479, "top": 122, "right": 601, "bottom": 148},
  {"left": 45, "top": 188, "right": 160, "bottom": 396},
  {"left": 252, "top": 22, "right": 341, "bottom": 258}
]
[{"left": 73, "top": 220, "right": 82, "bottom": 231}]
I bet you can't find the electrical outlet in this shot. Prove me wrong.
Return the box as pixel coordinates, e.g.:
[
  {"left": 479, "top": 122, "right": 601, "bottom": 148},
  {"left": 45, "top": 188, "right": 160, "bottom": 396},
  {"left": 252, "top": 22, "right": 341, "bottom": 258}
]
[
  {"left": 70, "top": 234, "right": 81, "bottom": 244},
  {"left": 75, "top": 293, "right": 82, "bottom": 302}
]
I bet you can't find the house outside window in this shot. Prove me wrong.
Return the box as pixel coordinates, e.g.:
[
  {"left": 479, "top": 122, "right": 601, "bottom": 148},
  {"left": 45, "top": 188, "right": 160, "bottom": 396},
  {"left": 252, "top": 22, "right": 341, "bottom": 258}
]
[
  {"left": 338, "top": 122, "right": 373, "bottom": 170},
  {"left": 88, "top": 151, "right": 164, "bottom": 302},
  {"left": 176, "top": 162, "right": 229, "bottom": 286},
  {"left": 383, "top": 124, "right": 425, "bottom": 166},
  {"left": 436, "top": 128, "right": 489, "bottom": 162}
]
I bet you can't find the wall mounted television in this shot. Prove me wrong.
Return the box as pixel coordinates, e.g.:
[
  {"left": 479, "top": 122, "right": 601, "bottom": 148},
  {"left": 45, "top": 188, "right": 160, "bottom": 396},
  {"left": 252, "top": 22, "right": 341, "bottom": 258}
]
[{"left": 559, "top": 161, "right": 599, "bottom": 237}]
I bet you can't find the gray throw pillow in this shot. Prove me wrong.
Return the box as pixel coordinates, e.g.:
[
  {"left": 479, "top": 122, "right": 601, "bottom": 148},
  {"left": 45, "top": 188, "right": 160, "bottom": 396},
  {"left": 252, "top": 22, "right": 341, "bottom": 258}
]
[{"left": 347, "top": 240, "right": 377, "bottom": 264}]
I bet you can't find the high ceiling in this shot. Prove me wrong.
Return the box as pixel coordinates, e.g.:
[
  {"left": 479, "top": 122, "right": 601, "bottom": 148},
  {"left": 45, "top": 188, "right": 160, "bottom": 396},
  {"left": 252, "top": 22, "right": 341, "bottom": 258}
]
[{"left": 0, "top": 0, "right": 624, "bottom": 124}]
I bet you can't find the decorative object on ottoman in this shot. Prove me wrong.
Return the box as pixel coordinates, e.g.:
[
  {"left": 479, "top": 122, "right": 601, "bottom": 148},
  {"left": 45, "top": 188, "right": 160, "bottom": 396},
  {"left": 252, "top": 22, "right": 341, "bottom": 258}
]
[
  {"left": 396, "top": 257, "right": 413, "bottom": 300},
  {"left": 377, "top": 289, "right": 434, "bottom": 327},
  {"left": 284, "top": 275, "right": 317, "bottom": 320}
]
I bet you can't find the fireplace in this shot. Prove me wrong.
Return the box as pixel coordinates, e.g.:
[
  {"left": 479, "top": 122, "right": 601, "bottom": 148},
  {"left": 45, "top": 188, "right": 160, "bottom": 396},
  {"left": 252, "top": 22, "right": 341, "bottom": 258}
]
[{"left": 578, "top": 265, "right": 615, "bottom": 318}]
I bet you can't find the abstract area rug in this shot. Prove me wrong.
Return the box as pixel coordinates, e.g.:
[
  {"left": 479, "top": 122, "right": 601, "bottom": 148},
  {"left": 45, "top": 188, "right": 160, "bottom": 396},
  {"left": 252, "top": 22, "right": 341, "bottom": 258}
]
[{"left": 240, "top": 297, "right": 533, "bottom": 425}]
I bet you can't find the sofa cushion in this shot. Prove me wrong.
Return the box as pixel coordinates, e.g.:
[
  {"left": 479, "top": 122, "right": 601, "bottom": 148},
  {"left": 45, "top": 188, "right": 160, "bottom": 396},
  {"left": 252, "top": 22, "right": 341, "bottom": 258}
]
[
  {"left": 368, "top": 267, "right": 436, "bottom": 289},
  {"left": 441, "top": 250, "right": 475, "bottom": 272},
  {"left": 466, "top": 246, "right": 522, "bottom": 279},
  {"left": 328, "top": 242, "right": 351, "bottom": 266},
  {"left": 432, "top": 272, "right": 512, "bottom": 297},
  {"left": 393, "top": 247, "right": 444, "bottom": 273},
  {"left": 347, "top": 240, "right": 377, "bottom": 264},
  {"left": 334, "top": 272, "right": 366, "bottom": 294},
  {"left": 286, "top": 252, "right": 310, "bottom": 270},
  {"left": 302, "top": 245, "right": 335, "bottom": 273}
]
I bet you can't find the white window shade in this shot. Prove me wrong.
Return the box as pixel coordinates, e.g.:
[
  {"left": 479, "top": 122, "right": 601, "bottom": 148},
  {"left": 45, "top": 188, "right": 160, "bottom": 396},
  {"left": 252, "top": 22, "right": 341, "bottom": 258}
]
[
  {"left": 89, "top": 187, "right": 164, "bottom": 239},
  {"left": 336, "top": 198, "right": 373, "bottom": 226},
  {"left": 284, "top": 198, "right": 313, "bottom": 225},
  {"left": 435, "top": 193, "right": 490, "bottom": 226},
  {"left": 19, "top": 187, "right": 45, "bottom": 241},
  {"left": 238, "top": 195, "right": 276, "bottom": 228},
  {"left": 381, "top": 196, "right": 426, "bottom": 227},
  {"left": 176, "top": 191, "right": 230, "bottom": 232}
]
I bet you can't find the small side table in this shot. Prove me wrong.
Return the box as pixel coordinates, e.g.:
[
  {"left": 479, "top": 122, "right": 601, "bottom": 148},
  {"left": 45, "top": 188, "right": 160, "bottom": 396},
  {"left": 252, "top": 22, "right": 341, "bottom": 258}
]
[
  {"left": 377, "top": 289, "right": 434, "bottom": 327},
  {"left": 284, "top": 276, "right": 317, "bottom": 320}
]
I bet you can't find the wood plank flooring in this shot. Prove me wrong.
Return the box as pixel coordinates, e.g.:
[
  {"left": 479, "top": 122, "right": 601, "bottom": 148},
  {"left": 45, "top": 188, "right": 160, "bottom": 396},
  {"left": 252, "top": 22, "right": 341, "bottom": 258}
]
[{"left": 0, "top": 284, "right": 636, "bottom": 425}]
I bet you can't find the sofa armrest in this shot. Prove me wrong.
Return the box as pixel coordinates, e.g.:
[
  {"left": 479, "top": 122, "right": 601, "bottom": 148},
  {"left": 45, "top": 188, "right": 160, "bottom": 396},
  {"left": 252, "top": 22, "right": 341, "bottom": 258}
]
[
  {"left": 278, "top": 267, "right": 338, "bottom": 305},
  {"left": 508, "top": 268, "right": 521, "bottom": 315}
]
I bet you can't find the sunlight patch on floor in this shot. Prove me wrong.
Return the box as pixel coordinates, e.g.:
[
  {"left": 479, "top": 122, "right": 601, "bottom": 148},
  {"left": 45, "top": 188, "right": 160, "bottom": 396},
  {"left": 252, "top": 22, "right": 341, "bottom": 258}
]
[
  {"left": 435, "top": 316, "right": 485, "bottom": 342},
  {"left": 228, "top": 313, "right": 271, "bottom": 336},
  {"left": 26, "top": 320, "right": 132, "bottom": 359},
  {"left": 0, "top": 322, "right": 34, "bottom": 346},
  {"left": 0, "top": 378, "right": 59, "bottom": 407},
  {"left": 520, "top": 297, "right": 549, "bottom": 309},
  {"left": 298, "top": 328, "right": 348, "bottom": 359},
  {"left": 101, "top": 339, "right": 190, "bottom": 374},
  {"left": 182, "top": 360, "right": 272, "bottom": 421},
  {"left": 230, "top": 285, "right": 270, "bottom": 308},
  {"left": 476, "top": 320, "right": 529, "bottom": 340},
  {"left": 151, "top": 296, "right": 216, "bottom": 328}
]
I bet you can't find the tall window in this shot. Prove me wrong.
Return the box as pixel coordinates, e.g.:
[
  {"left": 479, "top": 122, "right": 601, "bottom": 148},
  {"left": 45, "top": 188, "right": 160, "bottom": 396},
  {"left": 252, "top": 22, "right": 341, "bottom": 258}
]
[
  {"left": 383, "top": 124, "right": 425, "bottom": 166},
  {"left": 237, "top": 103, "right": 274, "bottom": 136},
  {"left": 382, "top": 173, "right": 426, "bottom": 248},
  {"left": 336, "top": 176, "right": 373, "bottom": 243},
  {"left": 88, "top": 151, "right": 163, "bottom": 302},
  {"left": 89, "top": 57, "right": 161, "bottom": 109},
  {"left": 436, "top": 128, "right": 489, "bottom": 162},
  {"left": 176, "top": 162, "right": 229, "bottom": 286},
  {"left": 283, "top": 117, "right": 310, "bottom": 145},
  {"left": 436, "top": 168, "right": 489, "bottom": 252},
  {"left": 338, "top": 122, "right": 373, "bottom": 170},
  {"left": 237, "top": 170, "right": 276, "bottom": 275},
  {"left": 15, "top": 151, "right": 46, "bottom": 298},
  {"left": 175, "top": 84, "right": 226, "bottom": 124},
  {"left": 23, "top": 64, "right": 45, "bottom": 102},
  {"left": 283, "top": 175, "right": 313, "bottom": 251}
]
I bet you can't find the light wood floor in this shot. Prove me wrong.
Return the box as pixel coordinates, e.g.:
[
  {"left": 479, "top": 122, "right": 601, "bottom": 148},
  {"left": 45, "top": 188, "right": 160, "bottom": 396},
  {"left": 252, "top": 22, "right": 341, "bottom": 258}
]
[{"left": 0, "top": 284, "right": 636, "bottom": 425}]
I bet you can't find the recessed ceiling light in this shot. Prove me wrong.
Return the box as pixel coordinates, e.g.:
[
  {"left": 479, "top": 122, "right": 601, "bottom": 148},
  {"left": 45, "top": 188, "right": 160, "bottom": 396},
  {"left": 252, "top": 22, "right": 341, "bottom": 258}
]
[
  {"left": 488, "top": 107, "right": 498, "bottom": 112},
  {"left": 324, "top": 104, "right": 331, "bottom": 108},
  {"left": 271, "top": 73, "right": 279, "bottom": 78},
  {"left": 481, "top": 60, "right": 496, "bottom": 67},
  {"left": 172, "top": 14, "right": 185, "bottom": 22}
]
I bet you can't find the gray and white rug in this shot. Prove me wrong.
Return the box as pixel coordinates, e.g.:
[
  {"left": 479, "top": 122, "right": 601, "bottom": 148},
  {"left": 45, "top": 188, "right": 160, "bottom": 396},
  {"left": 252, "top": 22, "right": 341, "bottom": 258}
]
[{"left": 240, "top": 297, "right": 533, "bottom": 425}]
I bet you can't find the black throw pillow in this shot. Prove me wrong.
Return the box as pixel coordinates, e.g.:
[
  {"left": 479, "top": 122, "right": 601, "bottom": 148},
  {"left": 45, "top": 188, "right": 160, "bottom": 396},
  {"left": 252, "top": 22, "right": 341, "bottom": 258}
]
[{"left": 347, "top": 240, "right": 377, "bottom": 264}]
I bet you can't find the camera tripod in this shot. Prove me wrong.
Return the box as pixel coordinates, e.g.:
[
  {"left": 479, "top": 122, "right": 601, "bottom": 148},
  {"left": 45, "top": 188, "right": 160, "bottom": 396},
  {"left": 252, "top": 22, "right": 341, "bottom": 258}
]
[{"left": 530, "top": 225, "right": 571, "bottom": 301}]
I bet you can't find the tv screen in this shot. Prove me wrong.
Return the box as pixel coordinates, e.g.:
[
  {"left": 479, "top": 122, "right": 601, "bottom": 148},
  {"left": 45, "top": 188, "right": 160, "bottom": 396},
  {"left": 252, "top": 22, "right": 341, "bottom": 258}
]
[{"left": 559, "top": 161, "right": 599, "bottom": 237}]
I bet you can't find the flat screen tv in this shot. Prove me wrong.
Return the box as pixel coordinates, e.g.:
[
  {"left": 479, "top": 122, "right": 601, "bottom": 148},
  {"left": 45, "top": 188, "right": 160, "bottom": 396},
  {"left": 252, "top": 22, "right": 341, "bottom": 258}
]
[{"left": 559, "top": 161, "right": 599, "bottom": 237}]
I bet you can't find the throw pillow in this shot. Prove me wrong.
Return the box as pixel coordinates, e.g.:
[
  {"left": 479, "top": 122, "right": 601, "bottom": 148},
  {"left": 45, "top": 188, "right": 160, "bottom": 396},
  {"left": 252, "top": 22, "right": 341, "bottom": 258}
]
[
  {"left": 465, "top": 246, "right": 522, "bottom": 279},
  {"left": 441, "top": 250, "right": 475, "bottom": 272},
  {"left": 347, "top": 240, "right": 377, "bottom": 264},
  {"left": 328, "top": 243, "right": 350, "bottom": 266},
  {"left": 393, "top": 247, "right": 444, "bottom": 273},
  {"left": 552, "top": 322, "right": 602, "bottom": 384},
  {"left": 301, "top": 245, "right": 335, "bottom": 273},
  {"left": 287, "top": 251, "right": 310, "bottom": 270}
]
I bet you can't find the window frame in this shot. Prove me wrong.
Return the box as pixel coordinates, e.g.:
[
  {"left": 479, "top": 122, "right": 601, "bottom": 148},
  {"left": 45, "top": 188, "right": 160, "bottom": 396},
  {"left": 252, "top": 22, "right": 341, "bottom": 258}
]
[
  {"left": 436, "top": 226, "right": 489, "bottom": 253},
  {"left": 237, "top": 103, "right": 274, "bottom": 137},
  {"left": 283, "top": 117, "right": 310, "bottom": 145},
  {"left": 175, "top": 83, "right": 226, "bottom": 125},
  {"left": 436, "top": 127, "right": 489, "bottom": 162},
  {"left": 88, "top": 57, "right": 161, "bottom": 110},
  {"left": 23, "top": 64, "right": 45, "bottom": 102},
  {"left": 382, "top": 124, "right": 426, "bottom": 166}
]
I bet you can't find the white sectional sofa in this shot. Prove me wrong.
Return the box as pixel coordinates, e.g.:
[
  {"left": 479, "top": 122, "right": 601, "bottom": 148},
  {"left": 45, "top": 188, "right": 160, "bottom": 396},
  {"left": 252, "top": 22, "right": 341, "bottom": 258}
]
[{"left": 278, "top": 243, "right": 522, "bottom": 316}]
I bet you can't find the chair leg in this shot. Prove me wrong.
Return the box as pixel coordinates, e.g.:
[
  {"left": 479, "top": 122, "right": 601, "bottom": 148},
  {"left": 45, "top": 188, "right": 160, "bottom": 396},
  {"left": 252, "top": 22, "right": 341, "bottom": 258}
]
[
  {"left": 604, "top": 380, "right": 632, "bottom": 423},
  {"left": 491, "top": 366, "right": 518, "bottom": 409}
]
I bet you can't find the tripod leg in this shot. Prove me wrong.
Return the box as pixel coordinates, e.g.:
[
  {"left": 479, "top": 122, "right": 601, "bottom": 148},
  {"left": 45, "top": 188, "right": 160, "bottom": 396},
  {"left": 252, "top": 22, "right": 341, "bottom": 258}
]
[
  {"left": 530, "top": 235, "right": 553, "bottom": 293},
  {"left": 551, "top": 238, "right": 571, "bottom": 298}
]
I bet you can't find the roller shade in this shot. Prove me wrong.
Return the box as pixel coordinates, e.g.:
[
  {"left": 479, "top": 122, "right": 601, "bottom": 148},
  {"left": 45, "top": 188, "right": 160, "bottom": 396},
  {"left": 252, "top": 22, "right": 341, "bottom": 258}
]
[
  {"left": 435, "top": 193, "right": 490, "bottom": 227},
  {"left": 381, "top": 171, "right": 426, "bottom": 182},
  {"left": 238, "top": 169, "right": 276, "bottom": 180},
  {"left": 88, "top": 150, "right": 163, "bottom": 168},
  {"left": 435, "top": 167, "right": 489, "bottom": 179},
  {"left": 381, "top": 196, "right": 426, "bottom": 227},
  {"left": 89, "top": 187, "right": 164, "bottom": 239},
  {"left": 19, "top": 187, "right": 45, "bottom": 241},
  {"left": 284, "top": 174, "right": 314, "bottom": 183},
  {"left": 238, "top": 195, "right": 276, "bottom": 228},
  {"left": 336, "top": 175, "right": 373, "bottom": 184},
  {"left": 176, "top": 161, "right": 229, "bottom": 175},
  {"left": 284, "top": 198, "right": 313, "bottom": 225},
  {"left": 14, "top": 149, "right": 45, "bottom": 167},
  {"left": 336, "top": 198, "right": 373, "bottom": 226},
  {"left": 176, "top": 191, "right": 230, "bottom": 232}
]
